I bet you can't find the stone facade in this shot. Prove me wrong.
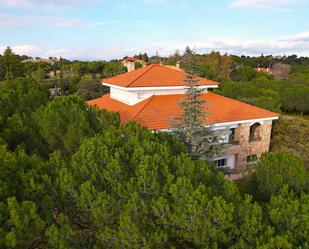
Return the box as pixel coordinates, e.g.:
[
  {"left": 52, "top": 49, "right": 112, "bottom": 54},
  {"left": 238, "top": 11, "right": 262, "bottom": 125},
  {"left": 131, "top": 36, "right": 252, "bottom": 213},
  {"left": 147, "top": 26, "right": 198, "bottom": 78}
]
[{"left": 223, "top": 120, "right": 273, "bottom": 171}]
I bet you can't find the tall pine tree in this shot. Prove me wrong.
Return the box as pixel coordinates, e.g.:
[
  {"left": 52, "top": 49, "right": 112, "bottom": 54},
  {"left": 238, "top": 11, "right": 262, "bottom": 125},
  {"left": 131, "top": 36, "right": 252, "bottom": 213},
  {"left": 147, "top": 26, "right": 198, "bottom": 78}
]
[
  {"left": 3, "top": 47, "right": 16, "bottom": 81},
  {"left": 173, "top": 47, "right": 223, "bottom": 161}
]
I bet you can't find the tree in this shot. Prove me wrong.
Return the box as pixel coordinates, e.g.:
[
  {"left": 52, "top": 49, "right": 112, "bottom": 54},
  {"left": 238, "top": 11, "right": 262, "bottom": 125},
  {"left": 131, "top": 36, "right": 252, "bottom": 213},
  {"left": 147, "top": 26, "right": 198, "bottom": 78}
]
[
  {"left": 34, "top": 96, "right": 98, "bottom": 155},
  {"left": 248, "top": 152, "right": 308, "bottom": 201},
  {"left": 2, "top": 47, "right": 17, "bottom": 81},
  {"left": 0, "top": 78, "right": 49, "bottom": 151},
  {"left": 271, "top": 117, "right": 309, "bottom": 169},
  {"left": 0, "top": 197, "right": 44, "bottom": 248},
  {"left": 255, "top": 95, "right": 281, "bottom": 113},
  {"left": 33, "top": 96, "right": 119, "bottom": 156},
  {"left": 103, "top": 61, "right": 126, "bottom": 77},
  {"left": 59, "top": 57, "right": 64, "bottom": 90},
  {"left": 32, "top": 65, "right": 46, "bottom": 82},
  {"left": 265, "top": 186, "right": 309, "bottom": 248},
  {"left": 87, "top": 61, "right": 103, "bottom": 79},
  {"left": 173, "top": 55, "right": 222, "bottom": 161},
  {"left": 204, "top": 51, "right": 233, "bottom": 80},
  {"left": 294, "top": 86, "right": 309, "bottom": 116},
  {"left": 56, "top": 122, "right": 238, "bottom": 248},
  {"left": 75, "top": 79, "right": 107, "bottom": 100},
  {"left": 230, "top": 66, "right": 257, "bottom": 81}
]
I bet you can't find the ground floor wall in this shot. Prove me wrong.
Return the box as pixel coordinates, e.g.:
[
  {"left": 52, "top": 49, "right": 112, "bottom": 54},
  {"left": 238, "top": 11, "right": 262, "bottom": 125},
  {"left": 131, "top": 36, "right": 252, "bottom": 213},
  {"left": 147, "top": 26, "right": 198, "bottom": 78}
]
[{"left": 219, "top": 120, "right": 273, "bottom": 171}]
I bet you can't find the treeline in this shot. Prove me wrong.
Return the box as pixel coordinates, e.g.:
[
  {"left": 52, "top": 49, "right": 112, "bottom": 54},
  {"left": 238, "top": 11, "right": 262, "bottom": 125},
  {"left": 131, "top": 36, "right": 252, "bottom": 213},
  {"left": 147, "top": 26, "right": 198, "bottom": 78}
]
[
  {"left": 161, "top": 48, "right": 309, "bottom": 115},
  {"left": 0, "top": 77, "right": 308, "bottom": 248},
  {"left": 1, "top": 46, "right": 309, "bottom": 115},
  {"left": 0, "top": 47, "right": 130, "bottom": 100},
  {"left": 0, "top": 47, "right": 127, "bottom": 81}
]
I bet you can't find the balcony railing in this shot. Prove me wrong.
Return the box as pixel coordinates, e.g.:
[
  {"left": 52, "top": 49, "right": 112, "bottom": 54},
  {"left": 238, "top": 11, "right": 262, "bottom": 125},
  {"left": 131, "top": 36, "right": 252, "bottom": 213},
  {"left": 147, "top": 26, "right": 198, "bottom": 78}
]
[
  {"left": 249, "top": 136, "right": 262, "bottom": 143},
  {"left": 217, "top": 167, "right": 239, "bottom": 174},
  {"left": 228, "top": 140, "right": 240, "bottom": 145}
]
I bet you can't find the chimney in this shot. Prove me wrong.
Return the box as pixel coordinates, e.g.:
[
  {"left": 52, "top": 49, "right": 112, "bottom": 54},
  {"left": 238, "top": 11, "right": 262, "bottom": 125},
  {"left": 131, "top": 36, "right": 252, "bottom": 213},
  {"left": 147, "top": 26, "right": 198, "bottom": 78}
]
[{"left": 125, "top": 57, "right": 136, "bottom": 72}]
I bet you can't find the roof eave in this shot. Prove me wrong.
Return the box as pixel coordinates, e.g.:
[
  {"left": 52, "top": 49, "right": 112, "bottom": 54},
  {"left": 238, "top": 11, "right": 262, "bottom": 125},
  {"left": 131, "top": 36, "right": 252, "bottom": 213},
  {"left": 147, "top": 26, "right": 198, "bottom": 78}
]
[{"left": 102, "top": 82, "right": 219, "bottom": 91}]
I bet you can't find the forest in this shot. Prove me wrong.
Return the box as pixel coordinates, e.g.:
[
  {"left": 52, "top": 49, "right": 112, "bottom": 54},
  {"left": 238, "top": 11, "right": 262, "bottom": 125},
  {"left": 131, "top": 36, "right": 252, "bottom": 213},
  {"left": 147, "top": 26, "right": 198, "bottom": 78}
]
[{"left": 0, "top": 47, "right": 308, "bottom": 248}]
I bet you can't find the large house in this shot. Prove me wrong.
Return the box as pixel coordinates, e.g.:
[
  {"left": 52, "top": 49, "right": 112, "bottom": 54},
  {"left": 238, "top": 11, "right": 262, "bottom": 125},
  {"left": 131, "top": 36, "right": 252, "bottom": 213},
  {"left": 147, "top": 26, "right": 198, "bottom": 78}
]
[{"left": 88, "top": 62, "right": 279, "bottom": 173}]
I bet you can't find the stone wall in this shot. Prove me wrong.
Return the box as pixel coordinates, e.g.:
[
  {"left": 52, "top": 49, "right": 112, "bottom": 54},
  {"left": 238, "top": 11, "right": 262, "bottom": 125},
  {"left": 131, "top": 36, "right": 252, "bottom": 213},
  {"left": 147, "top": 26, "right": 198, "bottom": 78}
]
[{"left": 224, "top": 120, "right": 273, "bottom": 171}]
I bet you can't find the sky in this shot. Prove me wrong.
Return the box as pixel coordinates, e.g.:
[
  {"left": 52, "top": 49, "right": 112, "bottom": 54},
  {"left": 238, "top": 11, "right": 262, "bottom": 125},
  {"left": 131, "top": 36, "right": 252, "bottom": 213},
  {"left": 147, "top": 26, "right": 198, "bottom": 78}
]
[{"left": 1, "top": 0, "right": 309, "bottom": 60}]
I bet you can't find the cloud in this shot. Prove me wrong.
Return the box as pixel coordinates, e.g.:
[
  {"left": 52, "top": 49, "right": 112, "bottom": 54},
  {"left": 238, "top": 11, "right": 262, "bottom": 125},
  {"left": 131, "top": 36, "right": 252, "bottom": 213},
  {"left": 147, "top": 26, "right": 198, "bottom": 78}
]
[
  {"left": 279, "top": 31, "right": 309, "bottom": 42},
  {"left": 139, "top": 31, "right": 309, "bottom": 57},
  {"left": 230, "top": 0, "right": 306, "bottom": 10},
  {"left": 0, "top": 14, "right": 107, "bottom": 28},
  {"left": 0, "top": 0, "right": 99, "bottom": 9},
  {"left": 2, "top": 31, "right": 309, "bottom": 60},
  {"left": 0, "top": 44, "right": 43, "bottom": 55}
]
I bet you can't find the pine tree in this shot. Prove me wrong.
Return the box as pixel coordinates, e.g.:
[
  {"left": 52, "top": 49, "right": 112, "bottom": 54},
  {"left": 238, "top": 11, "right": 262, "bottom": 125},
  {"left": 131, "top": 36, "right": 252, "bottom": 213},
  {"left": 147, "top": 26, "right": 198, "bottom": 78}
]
[
  {"left": 173, "top": 47, "right": 223, "bottom": 161},
  {"left": 59, "top": 57, "right": 64, "bottom": 91},
  {"left": 3, "top": 47, "right": 16, "bottom": 81}
]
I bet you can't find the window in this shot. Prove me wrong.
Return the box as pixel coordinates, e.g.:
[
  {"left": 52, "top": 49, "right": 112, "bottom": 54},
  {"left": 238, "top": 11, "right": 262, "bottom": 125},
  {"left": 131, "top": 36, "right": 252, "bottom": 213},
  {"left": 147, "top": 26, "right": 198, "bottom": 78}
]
[
  {"left": 247, "top": 154, "right": 258, "bottom": 163},
  {"left": 249, "top": 123, "right": 262, "bottom": 142},
  {"left": 228, "top": 128, "right": 235, "bottom": 142},
  {"left": 215, "top": 158, "right": 228, "bottom": 167}
]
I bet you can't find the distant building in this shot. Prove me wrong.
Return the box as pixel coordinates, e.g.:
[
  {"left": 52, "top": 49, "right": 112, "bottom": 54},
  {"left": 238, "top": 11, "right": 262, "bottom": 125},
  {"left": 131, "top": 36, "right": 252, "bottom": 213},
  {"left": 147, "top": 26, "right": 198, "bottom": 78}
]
[
  {"left": 255, "top": 63, "right": 291, "bottom": 80},
  {"left": 88, "top": 64, "right": 279, "bottom": 177},
  {"left": 255, "top": 67, "right": 272, "bottom": 74},
  {"left": 22, "top": 57, "right": 59, "bottom": 65},
  {"left": 271, "top": 63, "right": 291, "bottom": 80},
  {"left": 122, "top": 57, "right": 147, "bottom": 72}
]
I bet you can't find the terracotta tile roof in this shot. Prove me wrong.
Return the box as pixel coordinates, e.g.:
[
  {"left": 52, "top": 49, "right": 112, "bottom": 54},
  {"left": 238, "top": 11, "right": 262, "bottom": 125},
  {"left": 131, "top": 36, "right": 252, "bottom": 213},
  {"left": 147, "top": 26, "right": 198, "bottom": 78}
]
[
  {"left": 88, "top": 93, "right": 278, "bottom": 130},
  {"left": 102, "top": 64, "right": 219, "bottom": 88},
  {"left": 255, "top": 67, "right": 272, "bottom": 74},
  {"left": 125, "top": 57, "right": 136, "bottom": 62}
]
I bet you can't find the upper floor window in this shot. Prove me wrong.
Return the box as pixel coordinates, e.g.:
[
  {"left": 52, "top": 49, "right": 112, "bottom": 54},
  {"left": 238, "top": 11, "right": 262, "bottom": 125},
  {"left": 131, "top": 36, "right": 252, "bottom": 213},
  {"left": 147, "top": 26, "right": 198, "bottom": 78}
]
[
  {"left": 249, "top": 123, "right": 262, "bottom": 142},
  {"left": 228, "top": 128, "right": 236, "bottom": 142},
  {"left": 215, "top": 158, "right": 228, "bottom": 167}
]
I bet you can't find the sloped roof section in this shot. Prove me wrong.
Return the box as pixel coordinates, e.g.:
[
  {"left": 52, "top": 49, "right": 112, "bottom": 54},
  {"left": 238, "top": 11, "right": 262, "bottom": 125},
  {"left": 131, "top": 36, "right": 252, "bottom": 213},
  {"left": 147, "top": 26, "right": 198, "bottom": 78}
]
[
  {"left": 88, "top": 93, "right": 278, "bottom": 130},
  {"left": 102, "top": 64, "right": 219, "bottom": 87}
]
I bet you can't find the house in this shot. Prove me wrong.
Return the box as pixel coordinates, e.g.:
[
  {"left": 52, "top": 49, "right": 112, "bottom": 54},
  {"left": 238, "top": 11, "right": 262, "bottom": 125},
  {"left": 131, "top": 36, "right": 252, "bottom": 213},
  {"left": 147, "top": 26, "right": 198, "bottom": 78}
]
[
  {"left": 88, "top": 62, "right": 279, "bottom": 174},
  {"left": 22, "top": 57, "right": 59, "bottom": 65},
  {"left": 255, "top": 67, "right": 272, "bottom": 74},
  {"left": 255, "top": 64, "right": 291, "bottom": 80},
  {"left": 122, "top": 57, "right": 147, "bottom": 72}
]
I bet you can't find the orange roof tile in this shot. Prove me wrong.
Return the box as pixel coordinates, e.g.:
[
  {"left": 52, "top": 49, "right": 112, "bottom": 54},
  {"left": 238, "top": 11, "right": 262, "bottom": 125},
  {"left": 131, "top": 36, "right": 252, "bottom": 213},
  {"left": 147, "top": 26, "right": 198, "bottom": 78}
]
[
  {"left": 102, "top": 64, "right": 219, "bottom": 88},
  {"left": 88, "top": 93, "right": 278, "bottom": 130}
]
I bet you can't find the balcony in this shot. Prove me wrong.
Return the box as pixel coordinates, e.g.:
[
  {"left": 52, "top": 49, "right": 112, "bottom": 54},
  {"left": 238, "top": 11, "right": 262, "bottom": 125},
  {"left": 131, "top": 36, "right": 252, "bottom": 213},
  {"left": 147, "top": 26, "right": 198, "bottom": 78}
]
[
  {"left": 217, "top": 167, "right": 239, "bottom": 174},
  {"left": 249, "top": 136, "right": 262, "bottom": 143},
  {"left": 228, "top": 140, "right": 240, "bottom": 145}
]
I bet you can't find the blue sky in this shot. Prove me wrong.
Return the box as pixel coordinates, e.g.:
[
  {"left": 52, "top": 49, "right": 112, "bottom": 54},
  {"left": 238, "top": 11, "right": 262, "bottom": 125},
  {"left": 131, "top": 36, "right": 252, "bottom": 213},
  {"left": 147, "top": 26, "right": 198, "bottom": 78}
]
[{"left": 1, "top": 0, "right": 309, "bottom": 60}]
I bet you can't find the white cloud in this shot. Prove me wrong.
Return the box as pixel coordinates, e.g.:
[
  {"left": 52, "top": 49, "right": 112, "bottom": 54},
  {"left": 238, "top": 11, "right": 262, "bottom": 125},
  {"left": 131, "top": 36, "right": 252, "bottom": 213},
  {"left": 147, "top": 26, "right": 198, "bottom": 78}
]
[
  {"left": 279, "top": 31, "right": 309, "bottom": 42},
  {"left": 0, "top": 44, "right": 43, "bottom": 55},
  {"left": 0, "top": 0, "right": 99, "bottom": 9},
  {"left": 0, "top": 14, "right": 107, "bottom": 28},
  {"left": 2, "top": 31, "right": 309, "bottom": 60},
  {"left": 230, "top": 0, "right": 306, "bottom": 10}
]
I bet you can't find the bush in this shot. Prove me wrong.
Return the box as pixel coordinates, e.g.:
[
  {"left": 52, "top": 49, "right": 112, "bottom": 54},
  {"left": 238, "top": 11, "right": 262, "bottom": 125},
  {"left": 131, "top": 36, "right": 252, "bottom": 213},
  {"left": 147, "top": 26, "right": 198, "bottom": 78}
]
[{"left": 250, "top": 152, "right": 308, "bottom": 201}]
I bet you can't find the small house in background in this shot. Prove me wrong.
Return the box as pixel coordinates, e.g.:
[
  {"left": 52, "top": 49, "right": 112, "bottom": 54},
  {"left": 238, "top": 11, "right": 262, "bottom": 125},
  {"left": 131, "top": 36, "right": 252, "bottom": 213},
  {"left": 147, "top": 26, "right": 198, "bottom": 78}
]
[
  {"left": 255, "top": 63, "right": 291, "bottom": 80},
  {"left": 122, "top": 57, "right": 147, "bottom": 72},
  {"left": 271, "top": 63, "right": 291, "bottom": 80},
  {"left": 21, "top": 57, "right": 59, "bottom": 65},
  {"left": 255, "top": 67, "right": 272, "bottom": 74}
]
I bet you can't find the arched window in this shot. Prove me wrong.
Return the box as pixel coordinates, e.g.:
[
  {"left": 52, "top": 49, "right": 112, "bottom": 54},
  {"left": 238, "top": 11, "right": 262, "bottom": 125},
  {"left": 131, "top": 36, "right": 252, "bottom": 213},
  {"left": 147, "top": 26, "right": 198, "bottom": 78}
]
[{"left": 249, "top": 123, "right": 262, "bottom": 142}]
